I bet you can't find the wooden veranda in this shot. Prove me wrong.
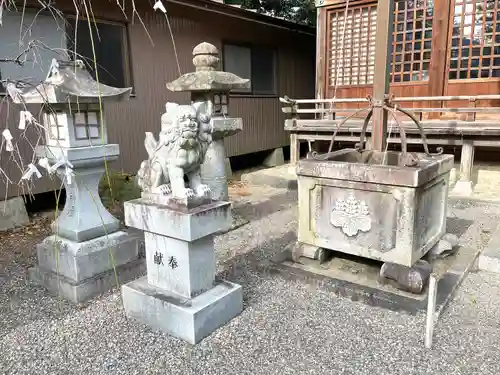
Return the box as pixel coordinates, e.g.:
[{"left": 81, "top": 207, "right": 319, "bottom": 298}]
[{"left": 282, "top": 0, "right": 500, "bottom": 192}]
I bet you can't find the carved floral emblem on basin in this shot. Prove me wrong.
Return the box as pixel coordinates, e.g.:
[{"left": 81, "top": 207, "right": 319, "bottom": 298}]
[{"left": 330, "top": 194, "right": 371, "bottom": 237}]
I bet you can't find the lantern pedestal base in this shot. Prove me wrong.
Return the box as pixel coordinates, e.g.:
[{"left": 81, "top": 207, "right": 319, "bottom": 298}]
[
  {"left": 200, "top": 118, "right": 243, "bottom": 201},
  {"left": 36, "top": 144, "right": 122, "bottom": 242},
  {"left": 122, "top": 276, "right": 242, "bottom": 345},
  {"left": 29, "top": 231, "right": 145, "bottom": 303}
]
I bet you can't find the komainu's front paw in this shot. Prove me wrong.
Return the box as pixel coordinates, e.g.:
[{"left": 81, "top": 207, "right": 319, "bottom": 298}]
[
  {"left": 195, "top": 184, "right": 211, "bottom": 197},
  {"left": 152, "top": 184, "right": 171, "bottom": 195}
]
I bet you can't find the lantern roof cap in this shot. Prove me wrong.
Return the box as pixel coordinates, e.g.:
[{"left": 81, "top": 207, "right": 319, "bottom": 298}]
[
  {"left": 166, "top": 42, "right": 250, "bottom": 93},
  {"left": 7, "top": 59, "right": 132, "bottom": 105}
]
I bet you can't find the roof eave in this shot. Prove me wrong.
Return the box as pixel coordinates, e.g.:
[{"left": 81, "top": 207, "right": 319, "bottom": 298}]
[{"left": 168, "top": 0, "right": 316, "bottom": 35}]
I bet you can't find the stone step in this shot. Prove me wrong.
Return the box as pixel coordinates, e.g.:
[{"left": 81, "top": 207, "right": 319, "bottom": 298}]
[
  {"left": 240, "top": 164, "right": 297, "bottom": 190},
  {"left": 478, "top": 225, "right": 500, "bottom": 274}
]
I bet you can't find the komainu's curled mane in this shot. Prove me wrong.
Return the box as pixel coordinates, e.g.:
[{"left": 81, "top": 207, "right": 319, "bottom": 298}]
[{"left": 136, "top": 102, "right": 213, "bottom": 200}]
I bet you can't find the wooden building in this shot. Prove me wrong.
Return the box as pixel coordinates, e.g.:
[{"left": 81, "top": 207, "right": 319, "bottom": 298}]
[
  {"left": 316, "top": 0, "right": 500, "bottom": 112},
  {"left": 0, "top": 0, "right": 315, "bottom": 199},
  {"left": 281, "top": 0, "right": 500, "bottom": 196}
]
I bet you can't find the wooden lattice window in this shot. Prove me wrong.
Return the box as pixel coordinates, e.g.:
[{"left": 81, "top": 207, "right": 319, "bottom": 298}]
[
  {"left": 328, "top": 1, "right": 434, "bottom": 87},
  {"left": 449, "top": 0, "right": 500, "bottom": 79},
  {"left": 73, "top": 112, "right": 101, "bottom": 140},
  {"left": 329, "top": 4, "right": 377, "bottom": 86},
  {"left": 46, "top": 112, "right": 68, "bottom": 141},
  {"left": 392, "top": 0, "right": 434, "bottom": 82}
]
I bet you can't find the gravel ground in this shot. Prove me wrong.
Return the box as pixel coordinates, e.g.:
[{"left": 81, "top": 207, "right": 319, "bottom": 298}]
[{"left": 1, "top": 184, "right": 500, "bottom": 374}]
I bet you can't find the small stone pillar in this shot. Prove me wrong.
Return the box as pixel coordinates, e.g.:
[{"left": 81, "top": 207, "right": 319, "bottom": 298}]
[
  {"left": 166, "top": 42, "right": 250, "bottom": 200},
  {"left": 452, "top": 141, "right": 475, "bottom": 196},
  {"left": 121, "top": 102, "right": 243, "bottom": 344},
  {"left": 8, "top": 59, "right": 144, "bottom": 303}
]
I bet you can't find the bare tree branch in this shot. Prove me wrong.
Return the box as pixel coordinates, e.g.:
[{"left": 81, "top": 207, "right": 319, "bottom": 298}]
[{"left": 0, "top": 40, "right": 38, "bottom": 66}]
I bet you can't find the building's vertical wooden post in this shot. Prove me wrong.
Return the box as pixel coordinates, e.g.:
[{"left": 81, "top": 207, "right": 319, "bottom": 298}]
[
  {"left": 315, "top": 6, "right": 326, "bottom": 102},
  {"left": 428, "top": 0, "right": 453, "bottom": 120},
  {"left": 466, "top": 99, "right": 477, "bottom": 121},
  {"left": 315, "top": 5, "right": 329, "bottom": 120},
  {"left": 290, "top": 133, "right": 300, "bottom": 166},
  {"left": 371, "top": 0, "right": 395, "bottom": 151}
]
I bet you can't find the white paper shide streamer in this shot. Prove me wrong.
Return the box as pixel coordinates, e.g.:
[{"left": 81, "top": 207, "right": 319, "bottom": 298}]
[
  {"left": 2, "top": 129, "right": 14, "bottom": 152},
  {"left": 38, "top": 156, "right": 75, "bottom": 184},
  {"left": 38, "top": 157, "right": 52, "bottom": 173},
  {"left": 153, "top": 0, "right": 167, "bottom": 13},
  {"left": 21, "top": 163, "right": 42, "bottom": 181},
  {"left": 49, "top": 157, "right": 75, "bottom": 184},
  {"left": 19, "top": 110, "right": 34, "bottom": 130}
]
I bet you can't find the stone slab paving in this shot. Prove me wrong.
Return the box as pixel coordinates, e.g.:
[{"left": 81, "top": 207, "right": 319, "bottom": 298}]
[{"left": 1, "top": 186, "right": 500, "bottom": 374}]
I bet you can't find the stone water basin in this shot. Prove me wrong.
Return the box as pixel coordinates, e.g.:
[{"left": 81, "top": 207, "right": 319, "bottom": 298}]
[{"left": 296, "top": 149, "right": 454, "bottom": 267}]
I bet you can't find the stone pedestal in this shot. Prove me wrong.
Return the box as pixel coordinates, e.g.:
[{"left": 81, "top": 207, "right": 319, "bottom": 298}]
[
  {"left": 121, "top": 198, "right": 243, "bottom": 344},
  {"left": 30, "top": 145, "right": 145, "bottom": 303},
  {"left": 0, "top": 196, "right": 29, "bottom": 231},
  {"left": 451, "top": 141, "right": 475, "bottom": 196},
  {"left": 30, "top": 231, "right": 144, "bottom": 303},
  {"left": 52, "top": 165, "right": 120, "bottom": 241},
  {"left": 201, "top": 139, "right": 230, "bottom": 201},
  {"left": 200, "top": 118, "right": 243, "bottom": 201},
  {"left": 264, "top": 147, "right": 285, "bottom": 167},
  {"left": 451, "top": 180, "right": 473, "bottom": 196}
]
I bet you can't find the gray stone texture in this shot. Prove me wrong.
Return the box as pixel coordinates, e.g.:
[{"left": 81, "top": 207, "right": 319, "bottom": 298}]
[
  {"left": 36, "top": 231, "right": 141, "bottom": 282},
  {"left": 49, "top": 166, "right": 120, "bottom": 242},
  {"left": 166, "top": 42, "right": 250, "bottom": 92},
  {"left": 429, "top": 233, "right": 460, "bottom": 259},
  {"left": 241, "top": 164, "right": 298, "bottom": 190},
  {"left": 144, "top": 232, "right": 215, "bottom": 298},
  {"left": 263, "top": 147, "right": 285, "bottom": 167},
  {"left": 290, "top": 242, "right": 327, "bottom": 263},
  {"left": 210, "top": 118, "right": 243, "bottom": 141},
  {"left": 136, "top": 101, "right": 214, "bottom": 202},
  {"left": 7, "top": 58, "right": 132, "bottom": 105},
  {"left": 200, "top": 118, "right": 243, "bottom": 201},
  {"left": 201, "top": 140, "right": 230, "bottom": 201},
  {"left": 379, "top": 260, "right": 433, "bottom": 294},
  {"left": 478, "top": 224, "right": 500, "bottom": 274},
  {"left": 0, "top": 197, "right": 29, "bottom": 231},
  {"left": 122, "top": 197, "right": 243, "bottom": 344},
  {"left": 30, "top": 230, "right": 145, "bottom": 303},
  {"left": 30, "top": 143, "right": 144, "bottom": 304},
  {"left": 295, "top": 151, "right": 454, "bottom": 267},
  {"left": 124, "top": 199, "right": 231, "bottom": 241},
  {"left": 30, "top": 258, "right": 145, "bottom": 304},
  {"left": 122, "top": 276, "right": 243, "bottom": 345},
  {"left": 451, "top": 179, "right": 474, "bottom": 196},
  {"left": 224, "top": 158, "right": 233, "bottom": 179}
]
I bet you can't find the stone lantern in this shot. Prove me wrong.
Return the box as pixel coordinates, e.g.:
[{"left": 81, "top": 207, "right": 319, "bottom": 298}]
[
  {"left": 167, "top": 42, "right": 250, "bottom": 200},
  {"left": 8, "top": 59, "right": 144, "bottom": 303}
]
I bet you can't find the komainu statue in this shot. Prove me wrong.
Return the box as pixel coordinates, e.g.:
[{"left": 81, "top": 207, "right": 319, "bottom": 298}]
[{"left": 136, "top": 102, "right": 213, "bottom": 201}]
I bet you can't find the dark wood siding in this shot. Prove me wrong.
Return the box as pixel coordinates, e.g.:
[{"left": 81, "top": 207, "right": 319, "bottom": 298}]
[{"left": 0, "top": 1, "right": 315, "bottom": 199}]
